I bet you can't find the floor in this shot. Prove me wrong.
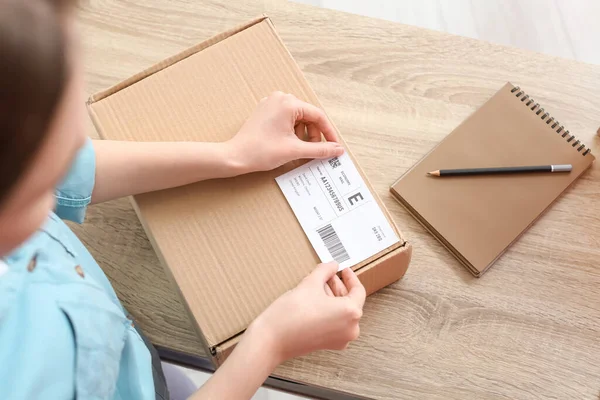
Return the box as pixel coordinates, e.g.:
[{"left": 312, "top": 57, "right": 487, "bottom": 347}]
[{"left": 167, "top": 1, "right": 599, "bottom": 398}]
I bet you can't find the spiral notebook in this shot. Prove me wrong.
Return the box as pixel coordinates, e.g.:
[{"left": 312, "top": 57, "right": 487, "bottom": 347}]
[{"left": 390, "top": 82, "right": 595, "bottom": 276}]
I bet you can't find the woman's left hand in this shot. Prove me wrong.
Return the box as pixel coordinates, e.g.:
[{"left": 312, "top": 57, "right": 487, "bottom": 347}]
[{"left": 226, "top": 91, "right": 344, "bottom": 173}]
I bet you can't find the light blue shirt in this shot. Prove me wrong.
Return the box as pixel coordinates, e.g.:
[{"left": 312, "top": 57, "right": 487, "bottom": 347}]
[{"left": 0, "top": 139, "right": 157, "bottom": 399}]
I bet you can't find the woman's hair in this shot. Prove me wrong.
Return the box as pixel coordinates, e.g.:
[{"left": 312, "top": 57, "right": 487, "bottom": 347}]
[{"left": 0, "top": 0, "right": 75, "bottom": 205}]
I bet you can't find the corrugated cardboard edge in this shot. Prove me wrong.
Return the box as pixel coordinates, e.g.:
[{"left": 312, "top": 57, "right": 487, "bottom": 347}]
[
  {"left": 87, "top": 15, "right": 412, "bottom": 366},
  {"left": 213, "top": 241, "right": 413, "bottom": 366}
]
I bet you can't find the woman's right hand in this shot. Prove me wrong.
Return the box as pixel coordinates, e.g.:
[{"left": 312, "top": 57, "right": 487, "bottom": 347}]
[
  {"left": 191, "top": 263, "right": 365, "bottom": 400},
  {"left": 248, "top": 262, "right": 366, "bottom": 364}
]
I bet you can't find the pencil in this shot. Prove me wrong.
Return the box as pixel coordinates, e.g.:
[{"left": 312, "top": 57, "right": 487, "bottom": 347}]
[{"left": 427, "top": 164, "right": 572, "bottom": 177}]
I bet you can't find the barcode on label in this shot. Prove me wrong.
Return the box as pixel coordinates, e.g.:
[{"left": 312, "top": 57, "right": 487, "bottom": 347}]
[{"left": 316, "top": 224, "right": 350, "bottom": 264}]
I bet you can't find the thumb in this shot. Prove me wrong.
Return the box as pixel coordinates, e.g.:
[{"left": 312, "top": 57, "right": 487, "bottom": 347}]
[
  {"left": 309, "top": 262, "right": 340, "bottom": 284},
  {"left": 341, "top": 268, "right": 366, "bottom": 309},
  {"left": 294, "top": 140, "right": 344, "bottom": 160}
]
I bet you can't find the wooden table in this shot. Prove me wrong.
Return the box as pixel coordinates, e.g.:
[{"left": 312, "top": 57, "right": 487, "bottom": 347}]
[{"left": 75, "top": 1, "right": 600, "bottom": 399}]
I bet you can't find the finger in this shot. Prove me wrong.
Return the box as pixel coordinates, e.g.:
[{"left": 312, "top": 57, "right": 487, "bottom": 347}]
[
  {"left": 324, "top": 282, "right": 334, "bottom": 297},
  {"left": 341, "top": 268, "right": 366, "bottom": 308},
  {"left": 294, "top": 123, "right": 307, "bottom": 140},
  {"left": 309, "top": 262, "right": 339, "bottom": 284},
  {"left": 292, "top": 99, "right": 339, "bottom": 143},
  {"left": 328, "top": 275, "right": 348, "bottom": 297},
  {"left": 293, "top": 140, "right": 344, "bottom": 160},
  {"left": 307, "top": 124, "right": 322, "bottom": 143}
]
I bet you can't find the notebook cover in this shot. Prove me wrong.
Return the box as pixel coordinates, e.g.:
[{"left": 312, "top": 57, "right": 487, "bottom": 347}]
[{"left": 390, "top": 82, "right": 595, "bottom": 276}]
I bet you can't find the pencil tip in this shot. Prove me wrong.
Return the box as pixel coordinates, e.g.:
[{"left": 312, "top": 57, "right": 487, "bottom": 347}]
[{"left": 427, "top": 170, "right": 440, "bottom": 177}]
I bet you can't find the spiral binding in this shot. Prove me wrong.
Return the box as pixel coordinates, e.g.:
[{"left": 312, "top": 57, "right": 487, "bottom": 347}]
[{"left": 510, "top": 86, "right": 591, "bottom": 156}]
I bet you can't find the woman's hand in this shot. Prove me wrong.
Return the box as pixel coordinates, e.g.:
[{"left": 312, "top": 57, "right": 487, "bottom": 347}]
[
  {"left": 92, "top": 92, "right": 342, "bottom": 203},
  {"left": 226, "top": 91, "right": 345, "bottom": 173},
  {"left": 191, "top": 263, "right": 365, "bottom": 400},
  {"left": 249, "top": 262, "right": 366, "bottom": 365}
]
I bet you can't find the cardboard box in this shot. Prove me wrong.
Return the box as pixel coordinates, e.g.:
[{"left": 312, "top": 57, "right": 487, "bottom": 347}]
[{"left": 88, "top": 16, "right": 412, "bottom": 364}]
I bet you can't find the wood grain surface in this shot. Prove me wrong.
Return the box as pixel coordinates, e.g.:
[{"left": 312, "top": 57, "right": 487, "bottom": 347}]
[
  {"left": 293, "top": 0, "right": 600, "bottom": 66},
  {"left": 75, "top": 1, "right": 600, "bottom": 399}
]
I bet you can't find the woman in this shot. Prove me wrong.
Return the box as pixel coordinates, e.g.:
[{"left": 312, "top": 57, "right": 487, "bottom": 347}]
[{"left": 0, "top": 0, "right": 366, "bottom": 399}]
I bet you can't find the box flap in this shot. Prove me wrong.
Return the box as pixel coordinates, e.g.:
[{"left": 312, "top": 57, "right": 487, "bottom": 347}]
[{"left": 88, "top": 17, "right": 404, "bottom": 348}]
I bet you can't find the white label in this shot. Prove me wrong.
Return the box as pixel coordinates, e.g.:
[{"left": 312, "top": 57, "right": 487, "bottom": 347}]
[{"left": 276, "top": 153, "right": 399, "bottom": 271}]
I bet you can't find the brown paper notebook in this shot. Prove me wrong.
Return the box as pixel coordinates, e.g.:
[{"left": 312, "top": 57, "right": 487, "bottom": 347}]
[{"left": 390, "top": 83, "right": 595, "bottom": 276}]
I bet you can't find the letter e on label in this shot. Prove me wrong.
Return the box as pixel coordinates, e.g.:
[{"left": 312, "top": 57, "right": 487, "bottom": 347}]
[{"left": 347, "top": 191, "right": 364, "bottom": 209}]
